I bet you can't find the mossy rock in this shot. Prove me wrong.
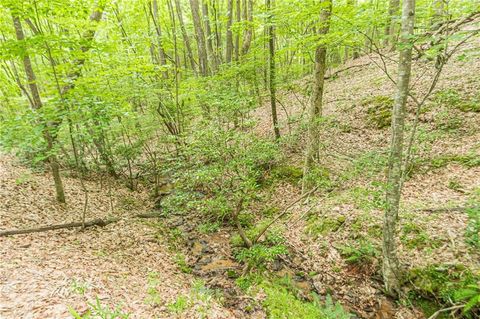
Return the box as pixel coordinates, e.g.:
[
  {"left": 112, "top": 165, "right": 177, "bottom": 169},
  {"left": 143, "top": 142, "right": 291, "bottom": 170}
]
[
  {"left": 362, "top": 95, "right": 394, "bottom": 129},
  {"left": 270, "top": 164, "right": 304, "bottom": 184}
]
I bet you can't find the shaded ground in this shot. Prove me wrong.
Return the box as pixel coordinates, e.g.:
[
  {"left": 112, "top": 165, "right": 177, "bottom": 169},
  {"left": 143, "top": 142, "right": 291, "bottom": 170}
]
[{"left": 0, "top": 155, "right": 234, "bottom": 319}]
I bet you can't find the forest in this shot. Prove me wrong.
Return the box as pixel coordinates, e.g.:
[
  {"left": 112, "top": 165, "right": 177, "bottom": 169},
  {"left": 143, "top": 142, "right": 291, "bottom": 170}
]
[{"left": 0, "top": 0, "right": 479, "bottom": 318}]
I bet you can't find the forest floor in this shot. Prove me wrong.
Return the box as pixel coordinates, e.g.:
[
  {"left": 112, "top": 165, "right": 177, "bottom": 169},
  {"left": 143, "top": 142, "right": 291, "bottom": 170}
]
[{"left": 1, "top": 41, "right": 480, "bottom": 319}]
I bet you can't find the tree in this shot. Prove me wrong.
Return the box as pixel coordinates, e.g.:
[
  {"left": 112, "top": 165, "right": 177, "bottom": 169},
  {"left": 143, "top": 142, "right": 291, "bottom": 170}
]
[
  {"left": 385, "top": 0, "right": 400, "bottom": 48},
  {"left": 226, "top": 0, "right": 234, "bottom": 63},
  {"left": 303, "top": 0, "right": 332, "bottom": 191},
  {"left": 190, "top": 0, "right": 209, "bottom": 76},
  {"left": 241, "top": 0, "right": 253, "bottom": 55},
  {"left": 174, "top": 0, "right": 197, "bottom": 74},
  {"left": 266, "top": 0, "right": 280, "bottom": 140},
  {"left": 12, "top": 16, "right": 66, "bottom": 203},
  {"left": 382, "top": 0, "right": 416, "bottom": 297}
]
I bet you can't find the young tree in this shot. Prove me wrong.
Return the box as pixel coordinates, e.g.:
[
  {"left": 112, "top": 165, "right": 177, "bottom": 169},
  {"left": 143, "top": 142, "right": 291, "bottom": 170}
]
[
  {"left": 174, "top": 0, "right": 197, "bottom": 74},
  {"left": 385, "top": 0, "right": 400, "bottom": 48},
  {"left": 190, "top": 0, "right": 209, "bottom": 76},
  {"left": 266, "top": 0, "right": 280, "bottom": 140},
  {"left": 12, "top": 17, "right": 66, "bottom": 203},
  {"left": 241, "top": 0, "right": 254, "bottom": 55},
  {"left": 382, "top": 0, "right": 416, "bottom": 297},
  {"left": 226, "top": 0, "right": 234, "bottom": 63},
  {"left": 303, "top": 0, "right": 332, "bottom": 191}
]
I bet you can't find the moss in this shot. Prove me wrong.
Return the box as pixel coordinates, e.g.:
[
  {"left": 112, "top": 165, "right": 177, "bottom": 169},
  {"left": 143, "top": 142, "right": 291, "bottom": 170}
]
[
  {"left": 362, "top": 95, "right": 394, "bottom": 129},
  {"left": 408, "top": 153, "right": 480, "bottom": 176},
  {"left": 270, "top": 165, "right": 304, "bottom": 184},
  {"left": 305, "top": 215, "right": 346, "bottom": 238}
]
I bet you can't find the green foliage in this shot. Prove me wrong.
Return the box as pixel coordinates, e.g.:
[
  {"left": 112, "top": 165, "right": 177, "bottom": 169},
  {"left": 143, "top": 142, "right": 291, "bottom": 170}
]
[
  {"left": 434, "top": 89, "right": 480, "bottom": 113},
  {"left": 454, "top": 284, "right": 480, "bottom": 315},
  {"left": 302, "top": 166, "right": 333, "bottom": 191},
  {"left": 175, "top": 253, "right": 192, "bottom": 274},
  {"left": 407, "top": 264, "right": 480, "bottom": 304},
  {"left": 167, "top": 296, "right": 189, "bottom": 314},
  {"left": 68, "top": 297, "right": 130, "bottom": 319},
  {"left": 235, "top": 244, "right": 288, "bottom": 271},
  {"left": 261, "top": 279, "right": 351, "bottom": 319},
  {"left": 145, "top": 272, "right": 162, "bottom": 306},
  {"left": 362, "top": 95, "right": 394, "bottom": 129},
  {"left": 465, "top": 206, "right": 480, "bottom": 248},
  {"left": 305, "top": 215, "right": 346, "bottom": 238},
  {"left": 338, "top": 240, "right": 379, "bottom": 265},
  {"left": 401, "top": 222, "right": 442, "bottom": 250},
  {"left": 197, "top": 221, "right": 221, "bottom": 234}
]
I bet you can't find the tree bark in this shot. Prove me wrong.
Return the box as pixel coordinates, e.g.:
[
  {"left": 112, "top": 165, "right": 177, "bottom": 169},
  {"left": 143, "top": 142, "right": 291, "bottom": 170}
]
[
  {"left": 266, "top": 0, "right": 280, "bottom": 140},
  {"left": 234, "top": 0, "right": 241, "bottom": 61},
  {"left": 12, "top": 16, "right": 66, "bottom": 204},
  {"left": 190, "top": 0, "right": 209, "bottom": 76},
  {"left": 174, "top": 0, "right": 198, "bottom": 74},
  {"left": 302, "top": 0, "right": 332, "bottom": 191},
  {"left": 151, "top": 0, "right": 169, "bottom": 78},
  {"left": 383, "top": 0, "right": 415, "bottom": 297},
  {"left": 226, "top": 0, "right": 234, "bottom": 63},
  {"left": 202, "top": 0, "right": 217, "bottom": 70},
  {"left": 241, "top": 0, "right": 253, "bottom": 55}
]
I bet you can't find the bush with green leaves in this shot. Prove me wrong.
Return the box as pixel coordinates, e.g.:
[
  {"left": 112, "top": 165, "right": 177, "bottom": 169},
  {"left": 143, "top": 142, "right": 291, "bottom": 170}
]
[{"left": 165, "top": 126, "right": 280, "bottom": 223}]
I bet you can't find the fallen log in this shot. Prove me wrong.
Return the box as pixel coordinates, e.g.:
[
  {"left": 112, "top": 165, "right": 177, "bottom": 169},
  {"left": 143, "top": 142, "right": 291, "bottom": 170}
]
[
  {"left": 0, "top": 211, "right": 165, "bottom": 237},
  {"left": 0, "top": 218, "right": 120, "bottom": 237}
]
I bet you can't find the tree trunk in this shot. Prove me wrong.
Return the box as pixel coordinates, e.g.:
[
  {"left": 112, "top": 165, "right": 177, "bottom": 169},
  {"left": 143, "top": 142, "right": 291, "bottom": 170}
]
[
  {"left": 302, "top": 0, "right": 332, "bottom": 191},
  {"left": 226, "top": 0, "right": 234, "bottom": 63},
  {"left": 382, "top": 0, "right": 415, "bottom": 297},
  {"left": 234, "top": 0, "right": 241, "bottom": 61},
  {"left": 174, "top": 0, "right": 197, "bottom": 74},
  {"left": 151, "top": 0, "right": 169, "bottom": 79},
  {"left": 241, "top": 0, "right": 253, "bottom": 55},
  {"left": 202, "top": 0, "right": 217, "bottom": 70},
  {"left": 12, "top": 16, "right": 66, "bottom": 203},
  {"left": 385, "top": 0, "right": 400, "bottom": 48},
  {"left": 266, "top": 0, "right": 280, "bottom": 140},
  {"left": 190, "top": 0, "right": 209, "bottom": 76}
]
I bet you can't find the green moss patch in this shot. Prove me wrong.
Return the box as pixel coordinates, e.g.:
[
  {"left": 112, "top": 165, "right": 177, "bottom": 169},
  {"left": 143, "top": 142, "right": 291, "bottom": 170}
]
[{"left": 362, "top": 95, "right": 394, "bottom": 129}]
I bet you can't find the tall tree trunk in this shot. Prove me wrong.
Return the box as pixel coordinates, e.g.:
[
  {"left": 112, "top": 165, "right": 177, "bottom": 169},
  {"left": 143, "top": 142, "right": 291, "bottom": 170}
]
[
  {"left": 225, "top": 0, "right": 234, "bottom": 63},
  {"left": 266, "top": 0, "right": 280, "bottom": 140},
  {"left": 190, "top": 0, "right": 209, "bottom": 76},
  {"left": 385, "top": 0, "right": 400, "bottom": 48},
  {"left": 241, "top": 0, "right": 253, "bottom": 55},
  {"left": 174, "top": 0, "right": 197, "bottom": 74},
  {"left": 12, "top": 17, "right": 66, "bottom": 203},
  {"left": 151, "top": 0, "right": 169, "bottom": 79},
  {"left": 234, "top": 0, "right": 241, "bottom": 61},
  {"left": 202, "top": 0, "right": 217, "bottom": 70},
  {"left": 302, "top": 0, "right": 332, "bottom": 191},
  {"left": 383, "top": 0, "right": 415, "bottom": 297}
]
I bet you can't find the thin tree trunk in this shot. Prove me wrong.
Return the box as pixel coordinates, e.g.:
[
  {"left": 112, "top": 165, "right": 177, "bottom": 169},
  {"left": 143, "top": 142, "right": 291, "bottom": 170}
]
[
  {"left": 302, "top": 0, "right": 332, "bottom": 191},
  {"left": 385, "top": 0, "right": 400, "bottom": 48},
  {"left": 12, "top": 17, "right": 66, "bottom": 203},
  {"left": 383, "top": 0, "right": 416, "bottom": 297},
  {"left": 234, "top": 0, "right": 241, "bottom": 61},
  {"left": 151, "top": 0, "right": 169, "bottom": 78},
  {"left": 202, "top": 0, "right": 217, "bottom": 70},
  {"left": 190, "top": 0, "right": 209, "bottom": 76},
  {"left": 266, "top": 0, "right": 280, "bottom": 140},
  {"left": 226, "top": 0, "right": 234, "bottom": 63},
  {"left": 174, "top": 0, "right": 197, "bottom": 74},
  {"left": 241, "top": 0, "right": 253, "bottom": 55}
]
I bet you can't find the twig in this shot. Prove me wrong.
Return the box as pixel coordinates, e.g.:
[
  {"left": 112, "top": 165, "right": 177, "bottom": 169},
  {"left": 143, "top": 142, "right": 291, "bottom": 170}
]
[{"left": 427, "top": 304, "right": 464, "bottom": 319}]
